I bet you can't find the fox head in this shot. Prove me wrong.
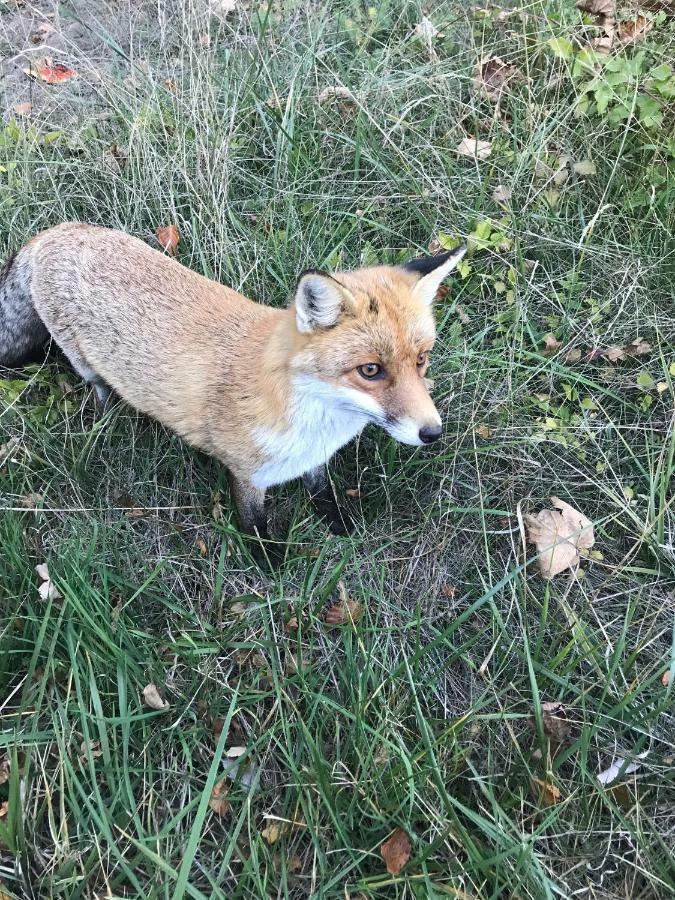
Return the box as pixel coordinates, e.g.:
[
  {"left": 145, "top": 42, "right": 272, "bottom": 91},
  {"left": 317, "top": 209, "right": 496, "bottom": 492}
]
[{"left": 290, "top": 246, "right": 466, "bottom": 446}]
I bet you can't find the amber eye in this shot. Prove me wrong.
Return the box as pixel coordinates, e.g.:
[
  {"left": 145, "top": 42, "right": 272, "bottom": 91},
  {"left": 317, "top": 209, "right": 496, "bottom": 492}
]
[
  {"left": 417, "top": 351, "right": 428, "bottom": 368},
  {"left": 357, "top": 363, "right": 382, "bottom": 379}
]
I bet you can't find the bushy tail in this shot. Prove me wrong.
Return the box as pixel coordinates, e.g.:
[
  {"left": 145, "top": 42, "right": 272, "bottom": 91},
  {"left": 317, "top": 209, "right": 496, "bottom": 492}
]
[{"left": 0, "top": 248, "right": 49, "bottom": 367}]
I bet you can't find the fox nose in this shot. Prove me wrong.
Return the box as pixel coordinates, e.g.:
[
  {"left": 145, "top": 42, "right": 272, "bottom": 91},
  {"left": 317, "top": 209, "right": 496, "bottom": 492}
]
[{"left": 419, "top": 424, "right": 442, "bottom": 444}]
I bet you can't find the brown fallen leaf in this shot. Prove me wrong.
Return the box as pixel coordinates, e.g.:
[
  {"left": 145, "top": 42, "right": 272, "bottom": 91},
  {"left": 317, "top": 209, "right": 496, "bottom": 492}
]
[
  {"left": 606, "top": 346, "right": 625, "bottom": 362},
  {"left": 542, "top": 334, "right": 561, "bottom": 355},
  {"left": 565, "top": 349, "right": 582, "bottom": 363},
  {"left": 525, "top": 497, "right": 595, "bottom": 579},
  {"left": 540, "top": 702, "right": 571, "bottom": 742},
  {"left": 0, "top": 758, "right": 10, "bottom": 786},
  {"left": 23, "top": 62, "right": 78, "bottom": 84},
  {"left": 79, "top": 739, "right": 103, "bottom": 762},
  {"left": 35, "top": 563, "right": 62, "bottom": 602},
  {"left": 13, "top": 102, "right": 33, "bottom": 116},
  {"left": 318, "top": 86, "right": 357, "bottom": 104},
  {"left": 261, "top": 818, "right": 299, "bottom": 844},
  {"left": 209, "top": 778, "right": 230, "bottom": 815},
  {"left": 195, "top": 537, "right": 208, "bottom": 556},
  {"left": 0, "top": 801, "right": 8, "bottom": 819},
  {"left": 474, "top": 424, "right": 493, "bottom": 439},
  {"left": 625, "top": 337, "right": 651, "bottom": 357},
  {"left": 325, "top": 581, "right": 364, "bottom": 626},
  {"left": 662, "top": 669, "right": 671, "bottom": 687},
  {"left": 156, "top": 224, "right": 180, "bottom": 256},
  {"left": 142, "top": 683, "right": 169, "bottom": 711},
  {"left": 31, "top": 23, "right": 54, "bottom": 43},
  {"left": 456, "top": 137, "right": 492, "bottom": 160},
  {"left": 532, "top": 777, "right": 561, "bottom": 806},
  {"left": 380, "top": 827, "right": 412, "bottom": 876},
  {"left": 618, "top": 16, "right": 653, "bottom": 42},
  {"left": 21, "top": 492, "right": 43, "bottom": 508},
  {"left": 492, "top": 184, "right": 512, "bottom": 202},
  {"left": 345, "top": 487, "right": 361, "bottom": 498},
  {"left": 441, "top": 584, "right": 458, "bottom": 599},
  {"left": 577, "top": 0, "right": 615, "bottom": 14},
  {"left": 474, "top": 56, "right": 523, "bottom": 102}
]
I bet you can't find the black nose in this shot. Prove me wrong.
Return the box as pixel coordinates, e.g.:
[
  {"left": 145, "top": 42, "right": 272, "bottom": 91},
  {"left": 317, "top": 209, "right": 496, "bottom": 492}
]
[{"left": 419, "top": 425, "right": 442, "bottom": 444}]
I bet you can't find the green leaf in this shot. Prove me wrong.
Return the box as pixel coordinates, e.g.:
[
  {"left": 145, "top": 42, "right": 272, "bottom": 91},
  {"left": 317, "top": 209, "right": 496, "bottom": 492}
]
[
  {"left": 654, "top": 77, "right": 675, "bottom": 99},
  {"left": 637, "top": 96, "right": 663, "bottom": 128},
  {"left": 649, "top": 63, "right": 672, "bottom": 81},
  {"left": 637, "top": 371, "right": 655, "bottom": 390},
  {"left": 594, "top": 83, "right": 613, "bottom": 114},
  {"left": 548, "top": 37, "right": 573, "bottom": 60},
  {"left": 669, "top": 361, "right": 675, "bottom": 376},
  {"left": 436, "top": 232, "right": 463, "bottom": 251}
]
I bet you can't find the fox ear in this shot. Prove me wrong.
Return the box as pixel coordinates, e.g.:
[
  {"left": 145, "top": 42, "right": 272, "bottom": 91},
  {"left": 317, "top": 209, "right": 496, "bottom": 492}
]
[
  {"left": 403, "top": 246, "right": 467, "bottom": 306},
  {"left": 294, "top": 271, "right": 347, "bottom": 333}
]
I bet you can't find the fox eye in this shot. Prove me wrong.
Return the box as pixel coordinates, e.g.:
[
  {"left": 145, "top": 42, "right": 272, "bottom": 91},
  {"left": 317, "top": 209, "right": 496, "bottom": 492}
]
[
  {"left": 417, "top": 351, "right": 428, "bottom": 368},
  {"left": 357, "top": 363, "right": 383, "bottom": 379}
]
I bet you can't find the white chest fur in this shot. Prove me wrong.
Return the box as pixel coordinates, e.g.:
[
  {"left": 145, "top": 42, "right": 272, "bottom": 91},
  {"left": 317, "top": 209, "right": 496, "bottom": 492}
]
[{"left": 252, "top": 376, "right": 380, "bottom": 489}]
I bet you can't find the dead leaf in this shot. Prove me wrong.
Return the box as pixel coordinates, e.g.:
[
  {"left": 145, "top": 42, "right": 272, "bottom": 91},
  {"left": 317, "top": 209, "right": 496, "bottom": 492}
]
[
  {"left": 441, "top": 584, "right": 458, "bottom": 599},
  {"left": 605, "top": 346, "right": 625, "bottom": 362},
  {"left": 456, "top": 305, "right": 471, "bottom": 324},
  {"left": 209, "top": 778, "right": 230, "bottom": 815},
  {"left": 210, "top": 0, "right": 236, "bottom": 16},
  {"left": 156, "top": 224, "right": 180, "bottom": 256},
  {"left": 597, "top": 752, "right": 648, "bottom": 786},
  {"left": 662, "top": 669, "right": 671, "bottom": 686},
  {"left": 573, "top": 160, "right": 597, "bottom": 176},
  {"left": 345, "top": 487, "right": 361, "bottom": 498},
  {"left": 542, "top": 334, "right": 561, "bottom": 355},
  {"left": 474, "top": 56, "right": 523, "bottom": 102},
  {"left": 492, "top": 184, "right": 512, "bottom": 202},
  {"left": 195, "top": 537, "right": 208, "bottom": 556},
  {"left": 164, "top": 78, "right": 178, "bottom": 93},
  {"left": 13, "top": 102, "right": 33, "bottom": 116},
  {"left": 226, "top": 745, "right": 246, "bottom": 758},
  {"left": 618, "top": 16, "right": 652, "bottom": 42},
  {"left": 21, "top": 493, "right": 43, "bottom": 508},
  {"left": 456, "top": 137, "right": 492, "bottom": 160},
  {"left": 0, "top": 801, "right": 7, "bottom": 819},
  {"left": 415, "top": 15, "right": 439, "bottom": 43},
  {"left": 325, "top": 581, "right": 364, "bottom": 626},
  {"left": 532, "top": 777, "right": 561, "bottom": 806},
  {"left": 318, "top": 86, "right": 357, "bottom": 104},
  {"left": 79, "top": 740, "right": 102, "bottom": 762},
  {"left": 565, "top": 349, "right": 582, "bottom": 363},
  {"left": 35, "top": 563, "right": 62, "bottom": 602},
  {"left": 229, "top": 601, "right": 247, "bottom": 619},
  {"left": 474, "top": 424, "right": 493, "bottom": 439},
  {"left": 625, "top": 337, "right": 651, "bottom": 357},
  {"left": 23, "top": 62, "right": 78, "bottom": 84},
  {"left": 540, "top": 702, "right": 571, "bottom": 742},
  {"left": 380, "top": 827, "right": 412, "bottom": 876},
  {"left": 577, "top": 0, "right": 615, "bottom": 14},
  {"left": 142, "top": 683, "right": 169, "bottom": 711},
  {"left": 525, "top": 497, "right": 595, "bottom": 579},
  {"left": 0, "top": 758, "right": 10, "bottom": 786},
  {"left": 261, "top": 821, "right": 289, "bottom": 844},
  {"left": 31, "top": 23, "right": 54, "bottom": 43}
]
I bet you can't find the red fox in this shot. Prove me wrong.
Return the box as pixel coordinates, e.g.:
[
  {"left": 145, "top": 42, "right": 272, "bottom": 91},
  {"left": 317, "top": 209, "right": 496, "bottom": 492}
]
[{"left": 0, "top": 223, "right": 465, "bottom": 557}]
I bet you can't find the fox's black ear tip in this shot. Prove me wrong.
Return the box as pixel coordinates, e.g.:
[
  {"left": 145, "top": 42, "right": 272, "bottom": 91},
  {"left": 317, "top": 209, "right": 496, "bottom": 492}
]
[{"left": 401, "top": 246, "right": 466, "bottom": 277}]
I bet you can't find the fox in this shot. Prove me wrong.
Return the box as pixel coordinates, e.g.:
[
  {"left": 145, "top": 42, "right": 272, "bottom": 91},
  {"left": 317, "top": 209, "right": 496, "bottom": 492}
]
[{"left": 0, "top": 223, "right": 465, "bottom": 559}]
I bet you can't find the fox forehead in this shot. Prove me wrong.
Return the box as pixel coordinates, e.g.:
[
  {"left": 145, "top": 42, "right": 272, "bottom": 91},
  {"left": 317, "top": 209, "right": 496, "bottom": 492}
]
[{"left": 333, "top": 265, "right": 437, "bottom": 354}]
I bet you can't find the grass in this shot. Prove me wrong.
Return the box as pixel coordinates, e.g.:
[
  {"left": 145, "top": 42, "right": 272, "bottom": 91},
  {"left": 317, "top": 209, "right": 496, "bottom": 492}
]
[{"left": 1, "top": 0, "right": 674, "bottom": 896}]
